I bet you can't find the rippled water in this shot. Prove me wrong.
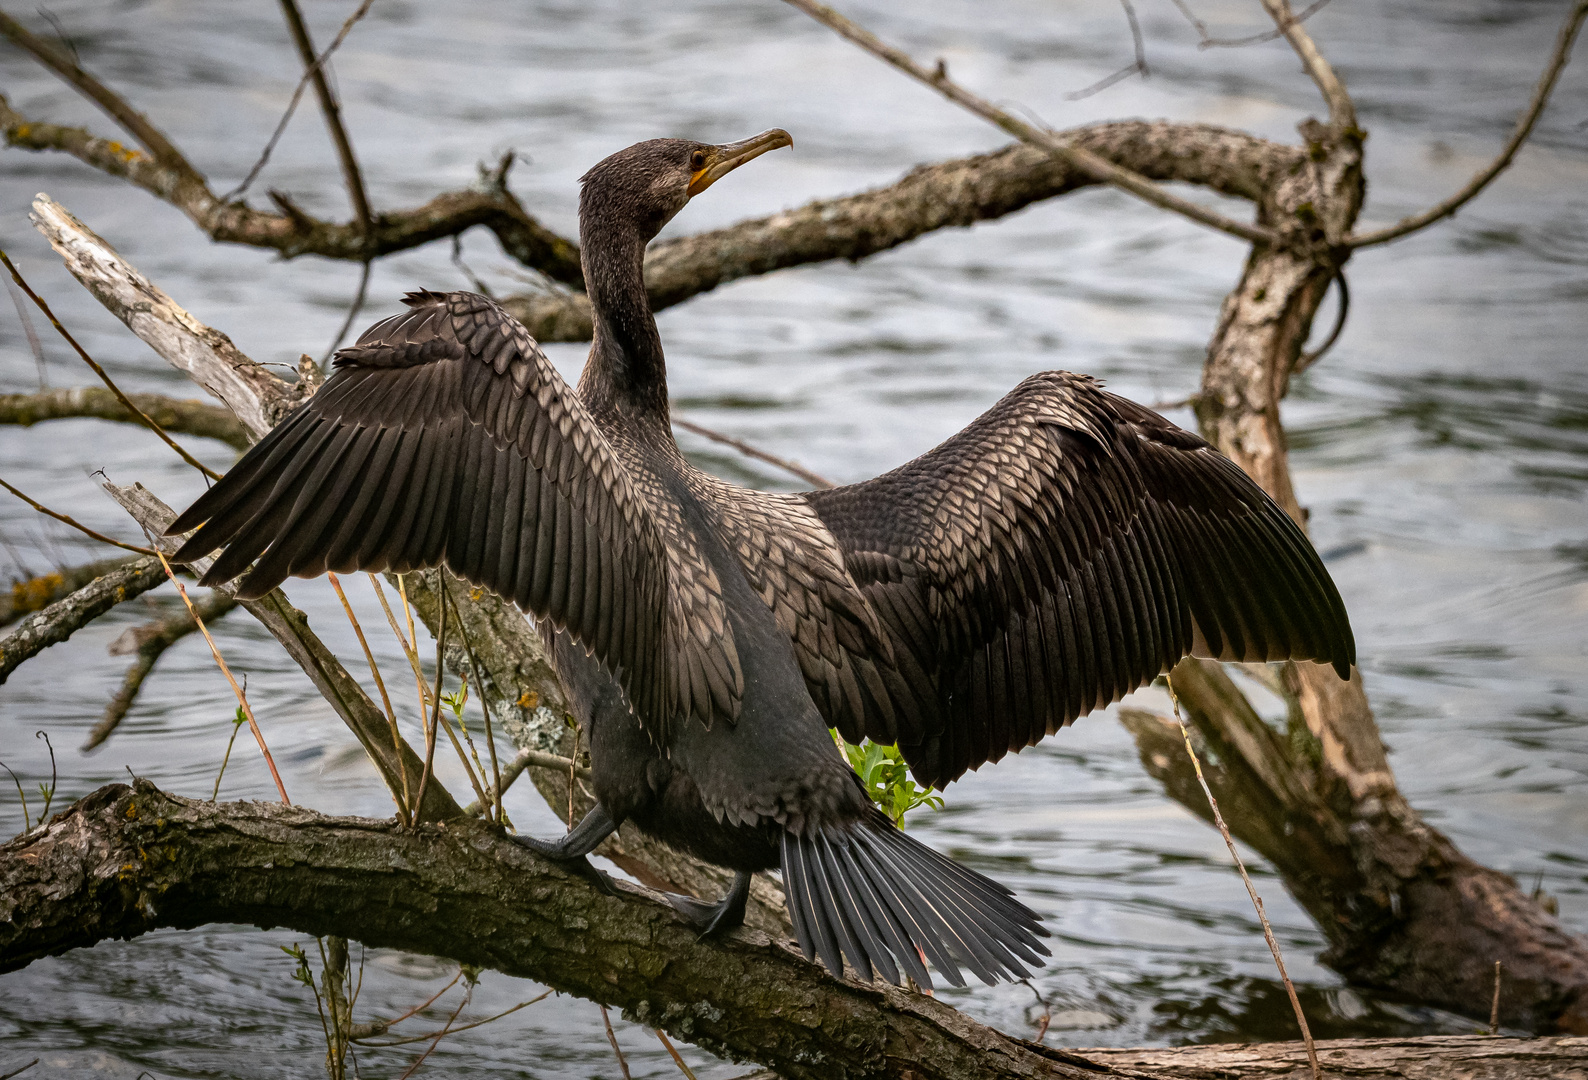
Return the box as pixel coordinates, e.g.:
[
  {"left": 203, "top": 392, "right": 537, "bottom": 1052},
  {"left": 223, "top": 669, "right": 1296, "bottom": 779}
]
[{"left": 2, "top": 1, "right": 1586, "bottom": 1076}]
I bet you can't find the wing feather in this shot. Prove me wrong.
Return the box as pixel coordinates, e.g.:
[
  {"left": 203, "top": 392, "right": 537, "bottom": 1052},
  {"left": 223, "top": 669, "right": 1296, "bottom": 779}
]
[
  {"left": 168, "top": 289, "right": 740, "bottom": 742},
  {"left": 805, "top": 370, "right": 1356, "bottom": 787}
]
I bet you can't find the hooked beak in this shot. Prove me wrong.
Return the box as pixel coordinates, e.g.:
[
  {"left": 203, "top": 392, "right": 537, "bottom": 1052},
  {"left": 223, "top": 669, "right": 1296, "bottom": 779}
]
[{"left": 687, "top": 128, "right": 793, "bottom": 197}]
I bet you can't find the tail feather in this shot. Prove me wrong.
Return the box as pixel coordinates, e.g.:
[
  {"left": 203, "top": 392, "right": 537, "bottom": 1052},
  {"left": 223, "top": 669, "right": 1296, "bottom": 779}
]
[{"left": 780, "top": 810, "right": 1049, "bottom": 987}]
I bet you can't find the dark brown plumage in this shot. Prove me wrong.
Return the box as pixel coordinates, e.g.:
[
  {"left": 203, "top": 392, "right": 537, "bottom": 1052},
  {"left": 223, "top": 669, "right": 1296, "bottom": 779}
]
[{"left": 168, "top": 130, "right": 1354, "bottom": 988}]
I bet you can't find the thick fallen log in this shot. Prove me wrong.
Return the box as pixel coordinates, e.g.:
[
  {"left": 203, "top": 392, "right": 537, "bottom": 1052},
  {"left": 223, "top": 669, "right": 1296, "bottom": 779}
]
[{"left": 0, "top": 781, "right": 1155, "bottom": 1080}]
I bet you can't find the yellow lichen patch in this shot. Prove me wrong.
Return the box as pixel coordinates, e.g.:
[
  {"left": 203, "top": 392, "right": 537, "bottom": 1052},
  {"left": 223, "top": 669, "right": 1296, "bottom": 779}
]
[
  {"left": 103, "top": 139, "right": 143, "bottom": 164},
  {"left": 124, "top": 802, "right": 139, "bottom": 820},
  {"left": 11, "top": 572, "right": 65, "bottom": 614},
  {"left": 470, "top": 588, "right": 484, "bottom": 601},
  {"left": 13, "top": 123, "right": 30, "bottom": 140},
  {"left": 517, "top": 691, "right": 539, "bottom": 710}
]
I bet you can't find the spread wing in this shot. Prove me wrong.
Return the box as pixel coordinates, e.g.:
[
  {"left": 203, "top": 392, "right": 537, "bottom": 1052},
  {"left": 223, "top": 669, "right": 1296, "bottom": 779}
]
[
  {"left": 804, "top": 371, "right": 1355, "bottom": 789},
  {"left": 167, "top": 290, "right": 741, "bottom": 739}
]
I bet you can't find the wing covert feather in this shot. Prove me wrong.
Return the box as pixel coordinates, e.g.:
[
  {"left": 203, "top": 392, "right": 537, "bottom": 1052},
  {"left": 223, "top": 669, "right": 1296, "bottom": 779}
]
[{"left": 805, "top": 371, "right": 1355, "bottom": 788}]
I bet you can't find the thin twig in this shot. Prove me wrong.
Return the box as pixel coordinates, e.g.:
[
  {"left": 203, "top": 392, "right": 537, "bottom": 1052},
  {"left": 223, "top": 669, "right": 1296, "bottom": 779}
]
[
  {"left": 461, "top": 747, "right": 590, "bottom": 818},
  {"left": 382, "top": 970, "right": 463, "bottom": 1029},
  {"left": 329, "top": 572, "right": 411, "bottom": 825},
  {"left": 361, "top": 989, "right": 551, "bottom": 1047},
  {"left": 277, "top": 0, "right": 374, "bottom": 244},
  {"left": 443, "top": 577, "right": 503, "bottom": 823},
  {"left": 394, "top": 981, "right": 470, "bottom": 1080},
  {"left": 435, "top": 676, "right": 493, "bottom": 816},
  {"left": 150, "top": 546, "right": 290, "bottom": 804},
  {"left": 1348, "top": 0, "right": 1588, "bottom": 248},
  {"left": 371, "top": 573, "right": 430, "bottom": 704},
  {"left": 601, "top": 1006, "right": 632, "bottom": 1080},
  {"left": 1174, "top": 0, "right": 1334, "bottom": 50},
  {"left": 0, "top": 476, "right": 155, "bottom": 555},
  {"left": 1490, "top": 960, "right": 1503, "bottom": 1035},
  {"left": 1255, "top": 0, "right": 1353, "bottom": 127},
  {"left": 1065, "top": 0, "right": 1148, "bottom": 101},
  {"left": 652, "top": 1028, "right": 701, "bottom": 1080},
  {"left": 223, "top": 0, "right": 377, "bottom": 202},
  {"left": 4, "top": 276, "right": 47, "bottom": 388},
  {"left": 781, "top": 0, "right": 1279, "bottom": 247},
  {"left": 0, "top": 251, "right": 222, "bottom": 480},
  {"left": 674, "top": 417, "right": 835, "bottom": 489},
  {"left": 211, "top": 692, "right": 246, "bottom": 800},
  {"left": 0, "top": 1058, "right": 39, "bottom": 1080},
  {"left": 1293, "top": 269, "right": 1349, "bottom": 375},
  {"left": 323, "top": 257, "right": 372, "bottom": 361},
  {"left": 1165, "top": 673, "right": 1319, "bottom": 1080}
]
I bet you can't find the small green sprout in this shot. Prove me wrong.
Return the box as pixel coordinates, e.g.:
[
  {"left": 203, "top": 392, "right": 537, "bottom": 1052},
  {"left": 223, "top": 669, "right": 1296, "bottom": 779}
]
[{"left": 832, "top": 732, "right": 944, "bottom": 827}]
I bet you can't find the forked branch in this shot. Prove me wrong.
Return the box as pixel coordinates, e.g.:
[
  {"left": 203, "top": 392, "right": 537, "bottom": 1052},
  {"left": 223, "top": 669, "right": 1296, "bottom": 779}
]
[{"left": 780, "top": 0, "right": 1280, "bottom": 247}]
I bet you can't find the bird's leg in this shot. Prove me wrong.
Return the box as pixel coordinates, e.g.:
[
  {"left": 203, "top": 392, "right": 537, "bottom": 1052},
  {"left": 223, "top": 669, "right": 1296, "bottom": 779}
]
[
  {"left": 665, "top": 870, "right": 753, "bottom": 938},
  {"left": 507, "top": 803, "right": 619, "bottom": 894}
]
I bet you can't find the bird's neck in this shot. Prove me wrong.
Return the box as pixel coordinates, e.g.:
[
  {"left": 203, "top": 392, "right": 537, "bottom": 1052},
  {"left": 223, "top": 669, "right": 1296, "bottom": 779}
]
[{"left": 578, "top": 214, "right": 671, "bottom": 430}]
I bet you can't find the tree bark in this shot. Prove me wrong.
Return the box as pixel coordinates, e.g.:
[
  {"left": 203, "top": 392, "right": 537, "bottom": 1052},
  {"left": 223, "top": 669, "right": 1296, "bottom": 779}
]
[
  {"left": 1078, "top": 1034, "right": 1588, "bottom": 1079},
  {"left": 0, "top": 387, "right": 250, "bottom": 450},
  {"left": 0, "top": 555, "right": 164, "bottom": 682},
  {"left": 0, "top": 780, "right": 1162, "bottom": 1080}
]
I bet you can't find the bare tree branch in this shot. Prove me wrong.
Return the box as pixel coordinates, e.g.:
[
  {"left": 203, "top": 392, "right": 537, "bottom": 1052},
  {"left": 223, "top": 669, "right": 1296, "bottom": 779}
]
[
  {"left": 276, "top": 0, "right": 374, "bottom": 246},
  {"left": 780, "top": 0, "right": 1281, "bottom": 247},
  {"left": 1347, "top": 0, "right": 1588, "bottom": 249},
  {"left": 1080, "top": 1035, "right": 1588, "bottom": 1079},
  {"left": 83, "top": 589, "right": 237, "bottom": 751},
  {"left": 1256, "top": 0, "right": 1354, "bottom": 129},
  {"left": 1, "top": 97, "right": 584, "bottom": 282},
  {"left": 0, "top": 475, "right": 157, "bottom": 556},
  {"left": 0, "top": 779, "right": 1173, "bottom": 1080},
  {"left": 0, "top": 554, "right": 138, "bottom": 627},
  {"left": 0, "top": 7, "right": 200, "bottom": 179},
  {"left": 505, "top": 122, "right": 1303, "bottom": 340},
  {"left": 0, "top": 387, "right": 250, "bottom": 450},
  {"left": 0, "top": 555, "right": 165, "bottom": 682}
]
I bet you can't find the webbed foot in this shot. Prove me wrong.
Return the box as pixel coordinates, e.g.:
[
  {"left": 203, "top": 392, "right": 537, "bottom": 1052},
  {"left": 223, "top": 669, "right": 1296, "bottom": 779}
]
[
  {"left": 666, "top": 870, "right": 751, "bottom": 937},
  {"left": 506, "top": 803, "right": 620, "bottom": 896}
]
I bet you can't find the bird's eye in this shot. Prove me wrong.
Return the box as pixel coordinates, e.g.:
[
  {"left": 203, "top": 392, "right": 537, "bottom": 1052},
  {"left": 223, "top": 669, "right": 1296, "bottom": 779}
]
[{"left": 690, "top": 150, "right": 707, "bottom": 171}]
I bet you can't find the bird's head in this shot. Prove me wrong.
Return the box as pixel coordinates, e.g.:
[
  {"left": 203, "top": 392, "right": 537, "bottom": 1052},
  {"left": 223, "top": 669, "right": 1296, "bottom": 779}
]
[{"left": 579, "top": 129, "right": 793, "bottom": 242}]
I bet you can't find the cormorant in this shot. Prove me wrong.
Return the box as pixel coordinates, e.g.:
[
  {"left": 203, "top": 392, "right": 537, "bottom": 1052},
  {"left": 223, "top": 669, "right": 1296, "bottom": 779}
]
[{"left": 168, "top": 130, "right": 1355, "bottom": 988}]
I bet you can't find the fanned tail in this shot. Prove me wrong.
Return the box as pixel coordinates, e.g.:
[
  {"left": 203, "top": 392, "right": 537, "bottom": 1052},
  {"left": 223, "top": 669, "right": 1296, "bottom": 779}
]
[{"left": 780, "top": 810, "right": 1049, "bottom": 987}]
